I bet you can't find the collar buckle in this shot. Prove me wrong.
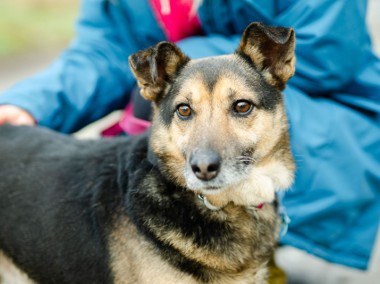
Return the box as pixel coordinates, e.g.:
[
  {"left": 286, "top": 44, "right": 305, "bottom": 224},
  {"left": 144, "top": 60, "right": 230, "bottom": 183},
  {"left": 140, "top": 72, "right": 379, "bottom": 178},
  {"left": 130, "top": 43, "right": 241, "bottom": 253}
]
[{"left": 197, "top": 194, "right": 222, "bottom": 211}]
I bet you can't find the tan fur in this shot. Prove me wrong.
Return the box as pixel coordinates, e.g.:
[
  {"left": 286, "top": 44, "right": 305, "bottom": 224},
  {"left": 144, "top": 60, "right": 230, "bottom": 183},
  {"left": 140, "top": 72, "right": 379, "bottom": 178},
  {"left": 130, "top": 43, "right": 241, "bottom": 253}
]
[
  {"left": 237, "top": 22, "right": 295, "bottom": 90},
  {"left": 129, "top": 42, "right": 189, "bottom": 102},
  {"left": 111, "top": 22, "right": 296, "bottom": 284},
  {"left": 150, "top": 58, "right": 294, "bottom": 208},
  {"left": 152, "top": 205, "right": 255, "bottom": 272},
  {"left": 109, "top": 217, "right": 197, "bottom": 284},
  {"left": 109, "top": 207, "right": 275, "bottom": 284},
  {"left": 0, "top": 251, "right": 35, "bottom": 284},
  {"left": 239, "top": 44, "right": 266, "bottom": 71}
]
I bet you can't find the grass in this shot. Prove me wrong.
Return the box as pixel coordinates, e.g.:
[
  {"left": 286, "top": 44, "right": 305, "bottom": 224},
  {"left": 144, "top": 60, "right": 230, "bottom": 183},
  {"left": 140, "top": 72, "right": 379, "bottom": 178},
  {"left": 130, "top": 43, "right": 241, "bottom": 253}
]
[{"left": 0, "top": 0, "right": 78, "bottom": 58}]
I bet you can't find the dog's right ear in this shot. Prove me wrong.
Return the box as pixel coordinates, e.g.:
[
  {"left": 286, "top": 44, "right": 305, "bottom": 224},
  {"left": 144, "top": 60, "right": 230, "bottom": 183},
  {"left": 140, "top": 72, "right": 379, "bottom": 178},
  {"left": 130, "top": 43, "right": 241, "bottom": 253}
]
[
  {"left": 129, "top": 42, "right": 190, "bottom": 103},
  {"left": 237, "top": 22, "right": 295, "bottom": 91}
]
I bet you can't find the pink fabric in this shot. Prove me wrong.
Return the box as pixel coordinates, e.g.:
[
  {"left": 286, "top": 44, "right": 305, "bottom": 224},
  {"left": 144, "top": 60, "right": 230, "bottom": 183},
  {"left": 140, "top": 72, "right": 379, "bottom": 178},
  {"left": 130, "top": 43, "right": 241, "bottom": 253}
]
[
  {"left": 102, "top": 0, "right": 202, "bottom": 137},
  {"left": 149, "top": 0, "right": 202, "bottom": 42},
  {"left": 119, "top": 103, "right": 151, "bottom": 135},
  {"left": 101, "top": 103, "right": 151, "bottom": 137},
  {"left": 101, "top": 120, "right": 124, "bottom": 137}
]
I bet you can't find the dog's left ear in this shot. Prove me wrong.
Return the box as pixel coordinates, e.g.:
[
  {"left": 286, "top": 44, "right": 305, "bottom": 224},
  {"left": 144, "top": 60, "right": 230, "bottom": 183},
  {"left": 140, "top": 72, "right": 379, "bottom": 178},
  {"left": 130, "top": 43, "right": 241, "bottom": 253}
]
[
  {"left": 237, "top": 22, "right": 295, "bottom": 90},
  {"left": 129, "top": 42, "right": 190, "bottom": 102}
]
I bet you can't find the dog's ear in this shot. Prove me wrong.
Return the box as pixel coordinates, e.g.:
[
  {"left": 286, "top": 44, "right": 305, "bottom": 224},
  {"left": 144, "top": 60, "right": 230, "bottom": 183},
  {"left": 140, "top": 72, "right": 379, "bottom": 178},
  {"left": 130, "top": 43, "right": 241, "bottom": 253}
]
[
  {"left": 237, "top": 22, "right": 295, "bottom": 90},
  {"left": 129, "top": 42, "right": 190, "bottom": 102}
]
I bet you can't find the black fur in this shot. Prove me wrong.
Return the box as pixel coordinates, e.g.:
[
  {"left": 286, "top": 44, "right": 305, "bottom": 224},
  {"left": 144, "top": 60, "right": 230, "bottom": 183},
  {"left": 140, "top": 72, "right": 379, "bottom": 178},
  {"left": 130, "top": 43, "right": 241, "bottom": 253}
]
[
  {"left": 0, "top": 125, "right": 277, "bottom": 283},
  {"left": 0, "top": 125, "right": 130, "bottom": 283}
]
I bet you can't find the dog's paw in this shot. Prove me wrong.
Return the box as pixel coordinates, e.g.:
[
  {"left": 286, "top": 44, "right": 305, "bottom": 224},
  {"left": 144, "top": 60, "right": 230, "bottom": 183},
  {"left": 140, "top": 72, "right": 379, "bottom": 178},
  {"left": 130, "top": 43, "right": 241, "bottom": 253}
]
[
  {"left": 228, "top": 160, "right": 294, "bottom": 207},
  {"left": 233, "top": 174, "right": 276, "bottom": 206}
]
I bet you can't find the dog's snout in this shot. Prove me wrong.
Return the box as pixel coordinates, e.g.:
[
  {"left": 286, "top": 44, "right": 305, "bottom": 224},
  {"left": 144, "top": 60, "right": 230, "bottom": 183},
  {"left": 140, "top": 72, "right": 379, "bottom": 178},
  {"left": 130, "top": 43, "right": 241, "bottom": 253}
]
[{"left": 190, "top": 150, "right": 221, "bottom": 181}]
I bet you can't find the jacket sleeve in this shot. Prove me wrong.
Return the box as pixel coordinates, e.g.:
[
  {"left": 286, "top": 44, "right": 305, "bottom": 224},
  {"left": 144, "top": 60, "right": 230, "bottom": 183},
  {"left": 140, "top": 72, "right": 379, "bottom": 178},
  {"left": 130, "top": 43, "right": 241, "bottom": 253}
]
[
  {"left": 274, "top": 0, "right": 371, "bottom": 95},
  {"left": 0, "top": 0, "right": 136, "bottom": 133}
]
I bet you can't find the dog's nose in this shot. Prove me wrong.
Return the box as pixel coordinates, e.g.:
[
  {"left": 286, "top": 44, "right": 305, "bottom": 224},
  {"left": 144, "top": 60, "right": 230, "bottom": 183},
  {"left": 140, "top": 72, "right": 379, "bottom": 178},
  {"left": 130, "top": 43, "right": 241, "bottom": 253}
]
[{"left": 190, "top": 150, "right": 221, "bottom": 181}]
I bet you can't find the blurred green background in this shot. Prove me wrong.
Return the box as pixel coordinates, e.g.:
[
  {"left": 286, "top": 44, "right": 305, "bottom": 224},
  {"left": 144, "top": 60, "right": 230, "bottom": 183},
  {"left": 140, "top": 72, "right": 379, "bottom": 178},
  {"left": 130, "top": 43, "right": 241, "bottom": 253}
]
[
  {"left": 0, "top": 0, "right": 78, "bottom": 59},
  {"left": 0, "top": 0, "right": 379, "bottom": 74}
]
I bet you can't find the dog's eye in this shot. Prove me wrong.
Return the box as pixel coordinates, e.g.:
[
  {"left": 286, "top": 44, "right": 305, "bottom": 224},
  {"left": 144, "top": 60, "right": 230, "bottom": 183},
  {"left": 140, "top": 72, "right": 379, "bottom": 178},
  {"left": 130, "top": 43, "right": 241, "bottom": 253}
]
[
  {"left": 176, "top": 104, "right": 192, "bottom": 118},
  {"left": 233, "top": 100, "right": 253, "bottom": 115}
]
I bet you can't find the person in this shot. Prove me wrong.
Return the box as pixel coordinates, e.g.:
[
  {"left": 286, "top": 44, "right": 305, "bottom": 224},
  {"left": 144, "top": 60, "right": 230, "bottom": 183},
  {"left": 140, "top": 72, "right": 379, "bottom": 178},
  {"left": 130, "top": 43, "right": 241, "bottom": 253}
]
[{"left": 0, "top": 0, "right": 379, "bottom": 282}]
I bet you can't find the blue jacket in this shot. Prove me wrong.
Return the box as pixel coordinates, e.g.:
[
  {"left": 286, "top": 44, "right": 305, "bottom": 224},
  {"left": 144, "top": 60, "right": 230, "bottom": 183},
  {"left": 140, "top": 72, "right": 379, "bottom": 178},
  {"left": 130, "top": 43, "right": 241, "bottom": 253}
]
[{"left": 1, "top": 0, "right": 379, "bottom": 270}]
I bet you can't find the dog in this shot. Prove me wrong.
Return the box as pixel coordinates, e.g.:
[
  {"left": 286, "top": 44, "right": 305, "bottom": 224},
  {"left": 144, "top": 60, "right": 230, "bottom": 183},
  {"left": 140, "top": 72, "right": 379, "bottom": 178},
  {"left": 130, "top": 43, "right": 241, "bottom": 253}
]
[{"left": 0, "top": 22, "right": 295, "bottom": 284}]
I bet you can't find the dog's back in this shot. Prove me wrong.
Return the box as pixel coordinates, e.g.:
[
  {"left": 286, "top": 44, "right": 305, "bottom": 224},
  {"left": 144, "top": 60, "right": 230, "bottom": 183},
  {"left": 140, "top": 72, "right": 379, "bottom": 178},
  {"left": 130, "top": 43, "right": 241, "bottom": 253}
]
[{"left": 0, "top": 125, "right": 127, "bottom": 283}]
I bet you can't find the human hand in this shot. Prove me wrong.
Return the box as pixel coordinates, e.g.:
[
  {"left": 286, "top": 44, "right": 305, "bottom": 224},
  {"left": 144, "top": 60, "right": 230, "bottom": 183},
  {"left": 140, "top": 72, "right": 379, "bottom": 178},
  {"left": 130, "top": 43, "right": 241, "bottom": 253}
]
[{"left": 0, "top": 105, "right": 36, "bottom": 126}]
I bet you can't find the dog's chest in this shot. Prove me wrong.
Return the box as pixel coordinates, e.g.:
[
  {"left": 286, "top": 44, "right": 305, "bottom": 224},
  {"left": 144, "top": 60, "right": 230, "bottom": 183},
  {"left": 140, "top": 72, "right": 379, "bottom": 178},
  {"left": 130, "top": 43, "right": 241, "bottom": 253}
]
[
  {"left": 108, "top": 216, "right": 270, "bottom": 284},
  {"left": 108, "top": 218, "right": 198, "bottom": 284},
  {"left": 108, "top": 174, "right": 278, "bottom": 284}
]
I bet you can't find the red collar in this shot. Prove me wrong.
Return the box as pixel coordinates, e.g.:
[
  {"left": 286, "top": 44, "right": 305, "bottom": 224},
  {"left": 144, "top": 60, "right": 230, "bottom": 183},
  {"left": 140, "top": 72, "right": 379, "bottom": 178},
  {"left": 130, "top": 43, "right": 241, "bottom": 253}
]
[{"left": 256, "top": 203, "right": 264, "bottom": 209}]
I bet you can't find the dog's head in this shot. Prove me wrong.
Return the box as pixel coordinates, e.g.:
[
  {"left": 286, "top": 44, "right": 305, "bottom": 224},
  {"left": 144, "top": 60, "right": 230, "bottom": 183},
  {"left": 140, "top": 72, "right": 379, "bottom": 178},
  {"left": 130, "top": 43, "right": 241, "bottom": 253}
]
[{"left": 129, "top": 22, "right": 295, "bottom": 207}]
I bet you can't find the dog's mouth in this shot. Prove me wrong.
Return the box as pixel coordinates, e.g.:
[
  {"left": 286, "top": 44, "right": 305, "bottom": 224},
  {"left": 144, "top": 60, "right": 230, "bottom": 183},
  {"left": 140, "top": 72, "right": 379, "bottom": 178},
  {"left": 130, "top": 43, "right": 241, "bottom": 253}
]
[
  {"left": 184, "top": 176, "right": 223, "bottom": 192},
  {"left": 202, "top": 186, "right": 222, "bottom": 190},
  {"left": 193, "top": 185, "right": 225, "bottom": 195}
]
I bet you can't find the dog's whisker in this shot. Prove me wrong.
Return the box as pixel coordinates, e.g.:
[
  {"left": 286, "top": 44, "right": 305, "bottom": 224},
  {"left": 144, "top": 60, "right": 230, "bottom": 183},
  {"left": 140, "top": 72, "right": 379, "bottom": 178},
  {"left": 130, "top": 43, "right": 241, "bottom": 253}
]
[{"left": 235, "top": 156, "right": 257, "bottom": 164}]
